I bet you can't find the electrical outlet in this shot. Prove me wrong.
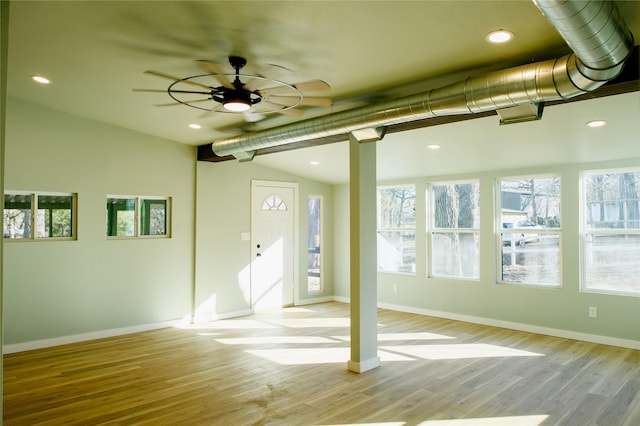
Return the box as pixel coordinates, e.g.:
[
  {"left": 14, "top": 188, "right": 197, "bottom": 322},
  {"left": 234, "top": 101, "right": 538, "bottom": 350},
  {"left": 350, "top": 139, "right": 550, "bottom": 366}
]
[
  {"left": 589, "top": 306, "right": 598, "bottom": 318},
  {"left": 393, "top": 284, "right": 398, "bottom": 293}
]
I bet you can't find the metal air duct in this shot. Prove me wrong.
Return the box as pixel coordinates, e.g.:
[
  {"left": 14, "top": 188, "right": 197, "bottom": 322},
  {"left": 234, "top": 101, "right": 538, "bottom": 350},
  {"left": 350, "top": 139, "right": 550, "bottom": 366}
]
[{"left": 212, "top": 0, "right": 634, "bottom": 159}]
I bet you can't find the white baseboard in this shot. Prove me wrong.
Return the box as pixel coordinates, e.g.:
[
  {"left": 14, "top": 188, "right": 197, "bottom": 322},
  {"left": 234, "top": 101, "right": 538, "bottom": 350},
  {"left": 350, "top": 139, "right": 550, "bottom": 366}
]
[
  {"left": 172, "top": 308, "right": 256, "bottom": 328},
  {"left": 297, "top": 296, "right": 334, "bottom": 305},
  {"left": 5, "top": 307, "right": 257, "bottom": 354},
  {"left": 3, "top": 320, "right": 179, "bottom": 354},
  {"left": 209, "top": 309, "right": 254, "bottom": 321},
  {"left": 335, "top": 297, "right": 640, "bottom": 350}
]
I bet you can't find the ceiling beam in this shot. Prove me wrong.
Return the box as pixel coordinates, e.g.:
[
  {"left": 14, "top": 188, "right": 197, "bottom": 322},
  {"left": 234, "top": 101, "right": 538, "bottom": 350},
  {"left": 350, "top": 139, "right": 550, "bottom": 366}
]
[{"left": 198, "top": 46, "right": 639, "bottom": 163}]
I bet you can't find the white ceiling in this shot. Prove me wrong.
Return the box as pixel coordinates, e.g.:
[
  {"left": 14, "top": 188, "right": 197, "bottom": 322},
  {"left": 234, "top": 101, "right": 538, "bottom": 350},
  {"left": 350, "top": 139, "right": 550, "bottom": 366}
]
[{"left": 6, "top": 1, "right": 640, "bottom": 184}]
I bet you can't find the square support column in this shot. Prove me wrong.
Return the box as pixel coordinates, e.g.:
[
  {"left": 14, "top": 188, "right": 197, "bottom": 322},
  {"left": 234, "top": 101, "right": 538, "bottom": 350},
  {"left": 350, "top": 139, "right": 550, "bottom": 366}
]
[{"left": 347, "top": 129, "right": 384, "bottom": 373}]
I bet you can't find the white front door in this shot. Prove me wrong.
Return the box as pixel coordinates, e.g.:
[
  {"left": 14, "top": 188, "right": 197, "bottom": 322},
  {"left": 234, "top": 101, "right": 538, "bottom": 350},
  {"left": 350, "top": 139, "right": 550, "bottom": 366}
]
[{"left": 251, "top": 180, "right": 297, "bottom": 310}]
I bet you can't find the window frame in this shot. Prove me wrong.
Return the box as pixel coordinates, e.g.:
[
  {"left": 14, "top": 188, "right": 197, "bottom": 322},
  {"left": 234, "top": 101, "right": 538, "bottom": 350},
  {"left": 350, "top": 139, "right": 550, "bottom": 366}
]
[
  {"left": 4, "top": 190, "right": 77, "bottom": 241},
  {"left": 377, "top": 184, "right": 417, "bottom": 275},
  {"left": 579, "top": 167, "right": 640, "bottom": 297},
  {"left": 106, "top": 195, "right": 171, "bottom": 239},
  {"left": 496, "top": 174, "right": 562, "bottom": 288},
  {"left": 307, "top": 195, "right": 324, "bottom": 294},
  {"left": 427, "top": 179, "right": 480, "bottom": 281}
]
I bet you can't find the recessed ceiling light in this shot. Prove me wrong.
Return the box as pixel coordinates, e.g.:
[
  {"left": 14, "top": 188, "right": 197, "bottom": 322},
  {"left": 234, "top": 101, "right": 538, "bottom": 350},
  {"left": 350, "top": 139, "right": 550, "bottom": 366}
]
[
  {"left": 427, "top": 144, "right": 441, "bottom": 150},
  {"left": 188, "top": 123, "right": 202, "bottom": 129},
  {"left": 486, "top": 30, "right": 514, "bottom": 44},
  {"left": 309, "top": 161, "right": 320, "bottom": 166},
  {"left": 31, "top": 75, "right": 50, "bottom": 84},
  {"left": 586, "top": 120, "right": 607, "bottom": 128}
]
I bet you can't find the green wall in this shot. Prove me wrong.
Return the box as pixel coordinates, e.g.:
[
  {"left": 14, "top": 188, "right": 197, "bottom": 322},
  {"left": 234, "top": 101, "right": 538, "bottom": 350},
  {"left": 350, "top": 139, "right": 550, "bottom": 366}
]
[
  {"left": 333, "top": 161, "right": 640, "bottom": 345},
  {"left": 3, "top": 95, "right": 335, "bottom": 348},
  {"left": 194, "top": 160, "right": 334, "bottom": 319},
  {"left": 3, "top": 98, "right": 196, "bottom": 345}
]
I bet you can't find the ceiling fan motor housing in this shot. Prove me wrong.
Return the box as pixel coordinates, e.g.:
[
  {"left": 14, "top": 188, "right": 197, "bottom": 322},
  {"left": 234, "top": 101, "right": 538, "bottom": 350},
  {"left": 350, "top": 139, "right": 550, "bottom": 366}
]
[{"left": 228, "top": 56, "right": 247, "bottom": 71}]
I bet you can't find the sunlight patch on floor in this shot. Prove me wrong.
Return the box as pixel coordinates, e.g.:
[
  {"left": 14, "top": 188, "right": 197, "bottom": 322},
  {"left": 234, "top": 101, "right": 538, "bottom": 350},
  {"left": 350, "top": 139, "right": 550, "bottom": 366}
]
[
  {"left": 377, "top": 332, "right": 456, "bottom": 341},
  {"left": 280, "top": 307, "right": 317, "bottom": 313},
  {"left": 315, "top": 416, "right": 548, "bottom": 426},
  {"left": 316, "top": 423, "right": 405, "bottom": 426},
  {"left": 175, "top": 320, "right": 280, "bottom": 330},
  {"left": 330, "top": 332, "right": 455, "bottom": 342},
  {"left": 317, "top": 423, "right": 405, "bottom": 426},
  {"left": 266, "top": 317, "right": 352, "bottom": 328},
  {"left": 416, "top": 414, "right": 549, "bottom": 425},
  {"left": 216, "top": 335, "right": 337, "bottom": 345},
  {"left": 380, "top": 344, "right": 544, "bottom": 360},
  {"left": 246, "top": 347, "right": 413, "bottom": 364}
]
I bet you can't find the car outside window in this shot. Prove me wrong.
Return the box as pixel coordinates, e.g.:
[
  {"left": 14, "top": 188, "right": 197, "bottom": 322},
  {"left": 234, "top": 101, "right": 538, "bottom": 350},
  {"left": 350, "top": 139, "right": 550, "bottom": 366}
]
[{"left": 498, "top": 176, "right": 561, "bottom": 287}]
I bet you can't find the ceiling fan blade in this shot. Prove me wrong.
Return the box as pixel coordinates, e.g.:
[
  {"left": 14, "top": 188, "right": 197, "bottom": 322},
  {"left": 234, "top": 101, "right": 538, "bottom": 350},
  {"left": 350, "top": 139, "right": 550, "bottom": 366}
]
[
  {"left": 154, "top": 98, "right": 212, "bottom": 107},
  {"left": 196, "top": 60, "right": 234, "bottom": 89},
  {"left": 276, "top": 107, "right": 304, "bottom": 118},
  {"left": 259, "top": 80, "right": 330, "bottom": 96},
  {"left": 199, "top": 104, "right": 227, "bottom": 117},
  {"left": 243, "top": 110, "right": 266, "bottom": 123},
  {"left": 144, "top": 70, "right": 213, "bottom": 90},
  {"left": 300, "top": 96, "right": 332, "bottom": 107},
  {"left": 236, "top": 75, "right": 268, "bottom": 91},
  {"left": 264, "top": 95, "right": 332, "bottom": 107},
  {"left": 260, "top": 101, "right": 305, "bottom": 118},
  {"left": 292, "top": 80, "right": 331, "bottom": 92},
  {"left": 259, "top": 86, "right": 296, "bottom": 96}
]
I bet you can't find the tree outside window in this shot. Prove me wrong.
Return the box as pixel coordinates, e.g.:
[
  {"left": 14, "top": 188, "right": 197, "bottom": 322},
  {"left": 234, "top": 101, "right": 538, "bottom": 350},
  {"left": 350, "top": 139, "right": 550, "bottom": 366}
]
[
  {"left": 106, "top": 196, "right": 170, "bottom": 238},
  {"left": 582, "top": 169, "right": 640, "bottom": 296},
  {"left": 377, "top": 185, "right": 416, "bottom": 274},
  {"left": 430, "top": 181, "right": 480, "bottom": 279},
  {"left": 4, "top": 192, "right": 75, "bottom": 240}
]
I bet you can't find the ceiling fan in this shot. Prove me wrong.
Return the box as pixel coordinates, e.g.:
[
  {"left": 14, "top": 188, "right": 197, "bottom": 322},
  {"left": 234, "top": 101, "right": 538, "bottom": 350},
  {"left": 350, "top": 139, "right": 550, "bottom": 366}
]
[{"left": 135, "top": 56, "right": 332, "bottom": 122}]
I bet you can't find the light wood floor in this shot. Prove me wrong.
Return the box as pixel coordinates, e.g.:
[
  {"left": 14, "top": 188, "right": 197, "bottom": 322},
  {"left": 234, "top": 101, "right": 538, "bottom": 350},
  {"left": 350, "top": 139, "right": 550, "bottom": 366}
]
[{"left": 3, "top": 302, "right": 639, "bottom": 425}]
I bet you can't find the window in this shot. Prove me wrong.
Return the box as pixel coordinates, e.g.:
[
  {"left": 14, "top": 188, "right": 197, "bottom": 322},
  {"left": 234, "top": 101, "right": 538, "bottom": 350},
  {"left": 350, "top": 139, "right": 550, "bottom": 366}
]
[
  {"left": 141, "top": 199, "right": 167, "bottom": 236},
  {"left": 262, "top": 195, "right": 287, "bottom": 211},
  {"left": 581, "top": 169, "right": 640, "bottom": 296},
  {"left": 377, "top": 185, "right": 416, "bottom": 274},
  {"left": 307, "top": 196, "right": 323, "bottom": 293},
  {"left": 4, "top": 192, "right": 76, "bottom": 240},
  {"left": 498, "top": 176, "right": 561, "bottom": 286},
  {"left": 429, "top": 181, "right": 480, "bottom": 279},
  {"left": 107, "top": 198, "right": 135, "bottom": 237},
  {"left": 106, "top": 196, "right": 170, "bottom": 238}
]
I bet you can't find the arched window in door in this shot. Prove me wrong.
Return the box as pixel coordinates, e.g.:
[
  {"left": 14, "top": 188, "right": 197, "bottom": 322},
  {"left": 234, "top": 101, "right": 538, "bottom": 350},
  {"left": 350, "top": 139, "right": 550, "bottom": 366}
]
[{"left": 261, "top": 195, "right": 287, "bottom": 211}]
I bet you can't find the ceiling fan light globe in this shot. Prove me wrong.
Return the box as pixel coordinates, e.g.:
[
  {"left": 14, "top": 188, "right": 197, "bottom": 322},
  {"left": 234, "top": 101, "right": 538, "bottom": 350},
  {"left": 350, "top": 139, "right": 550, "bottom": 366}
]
[{"left": 223, "top": 100, "right": 251, "bottom": 112}]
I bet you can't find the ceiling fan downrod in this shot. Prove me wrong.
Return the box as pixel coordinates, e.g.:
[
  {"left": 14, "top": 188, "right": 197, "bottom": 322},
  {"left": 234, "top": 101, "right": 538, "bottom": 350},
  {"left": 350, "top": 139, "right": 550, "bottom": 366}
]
[
  {"left": 219, "top": 56, "right": 262, "bottom": 111},
  {"left": 229, "top": 56, "right": 247, "bottom": 89}
]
